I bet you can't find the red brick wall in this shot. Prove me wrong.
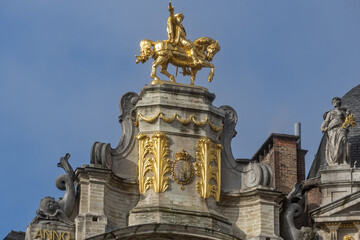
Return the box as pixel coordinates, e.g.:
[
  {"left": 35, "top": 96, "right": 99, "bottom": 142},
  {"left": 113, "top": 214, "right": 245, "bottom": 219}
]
[
  {"left": 257, "top": 135, "right": 307, "bottom": 195},
  {"left": 272, "top": 137, "right": 298, "bottom": 194},
  {"left": 306, "top": 187, "right": 321, "bottom": 225},
  {"left": 297, "top": 149, "right": 307, "bottom": 183}
]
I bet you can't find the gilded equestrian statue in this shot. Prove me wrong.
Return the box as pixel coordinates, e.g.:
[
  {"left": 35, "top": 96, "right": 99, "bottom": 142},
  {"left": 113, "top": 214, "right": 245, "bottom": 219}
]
[{"left": 136, "top": 2, "right": 220, "bottom": 86}]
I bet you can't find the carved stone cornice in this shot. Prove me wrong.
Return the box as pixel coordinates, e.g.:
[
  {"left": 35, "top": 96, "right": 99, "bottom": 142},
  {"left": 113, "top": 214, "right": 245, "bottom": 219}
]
[{"left": 75, "top": 166, "right": 111, "bottom": 185}]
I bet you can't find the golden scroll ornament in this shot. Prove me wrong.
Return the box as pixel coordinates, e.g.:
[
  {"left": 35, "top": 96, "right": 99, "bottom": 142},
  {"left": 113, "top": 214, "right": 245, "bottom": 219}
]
[
  {"left": 171, "top": 149, "right": 194, "bottom": 190},
  {"left": 134, "top": 111, "right": 223, "bottom": 132},
  {"left": 194, "top": 138, "right": 222, "bottom": 202},
  {"left": 137, "top": 132, "right": 171, "bottom": 194}
]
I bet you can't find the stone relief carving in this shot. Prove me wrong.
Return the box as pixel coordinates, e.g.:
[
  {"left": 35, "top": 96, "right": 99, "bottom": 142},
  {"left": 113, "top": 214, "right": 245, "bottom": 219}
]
[
  {"left": 32, "top": 153, "right": 75, "bottom": 225},
  {"left": 219, "top": 105, "right": 273, "bottom": 189},
  {"left": 321, "top": 97, "right": 356, "bottom": 166},
  {"left": 90, "top": 92, "right": 140, "bottom": 168},
  {"left": 134, "top": 111, "right": 223, "bottom": 132}
]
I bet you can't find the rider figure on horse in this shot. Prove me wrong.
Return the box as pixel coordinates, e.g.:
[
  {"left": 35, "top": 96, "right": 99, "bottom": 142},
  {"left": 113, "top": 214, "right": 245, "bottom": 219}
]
[{"left": 167, "top": 2, "right": 203, "bottom": 65}]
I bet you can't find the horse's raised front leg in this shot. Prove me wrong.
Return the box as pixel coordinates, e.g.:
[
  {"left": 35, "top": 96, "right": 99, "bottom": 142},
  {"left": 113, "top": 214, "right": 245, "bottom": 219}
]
[
  {"left": 160, "top": 64, "right": 175, "bottom": 82},
  {"left": 207, "top": 63, "right": 214, "bottom": 82},
  {"left": 198, "top": 62, "right": 214, "bottom": 82},
  {"left": 190, "top": 68, "right": 198, "bottom": 85}
]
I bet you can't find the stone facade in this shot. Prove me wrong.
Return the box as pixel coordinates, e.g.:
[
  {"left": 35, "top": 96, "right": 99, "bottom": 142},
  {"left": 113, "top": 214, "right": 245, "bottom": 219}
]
[
  {"left": 220, "top": 186, "right": 282, "bottom": 240},
  {"left": 15, "top": 83, "right": 360, "bottom": 240},
  {"left": 310, "top": 165, "right": 360, "bottom": 239},
  {"left": 18, "top": 83, "right": 288, "bottom": 240},
  {"left": 75, "top": 166, "right": 139, "bottom": 239}
]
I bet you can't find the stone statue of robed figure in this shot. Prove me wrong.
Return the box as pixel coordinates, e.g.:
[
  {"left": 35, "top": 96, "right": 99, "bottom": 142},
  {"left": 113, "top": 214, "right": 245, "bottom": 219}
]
[{"left": 321, "top": 97, "right": 356, "bottom": 166}]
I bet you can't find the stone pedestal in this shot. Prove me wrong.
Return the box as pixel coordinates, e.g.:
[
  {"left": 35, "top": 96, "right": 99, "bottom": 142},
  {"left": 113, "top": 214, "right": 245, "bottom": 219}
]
[
  {"left": 219, "top": 186, "right": 283, "bottom": 240},
  {"left": 26, "top": 222, "right": 75, "bottom": 240},
  {"left": 75, "top": 167, "right": 109, "bottom": 240},
  {"left": 128, "top": 83, "right": 232, "bottom": 233},
  {"left": 319, "top": 165, "right": 360, "bottom": 206},
  {"left": 311, "top": 165, "right": 360, "bottom": 239},
  {"left": 74, "top": 166, "right": 139, "bottom": 240}
]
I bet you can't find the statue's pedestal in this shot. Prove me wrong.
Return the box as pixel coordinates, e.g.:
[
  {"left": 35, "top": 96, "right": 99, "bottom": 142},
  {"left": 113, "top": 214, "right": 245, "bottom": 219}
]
[
  {"left": 312, "top": 164, "right": 360, "bottom": 239},
  {"left": 319, "top": 164, "right": 360, "bottom": 206},
  {"left": 128, "top": 83, "right": 233, "bottom": 234},
  {"left": 25, "top": 222, "right": 75, "bottom": 240}
]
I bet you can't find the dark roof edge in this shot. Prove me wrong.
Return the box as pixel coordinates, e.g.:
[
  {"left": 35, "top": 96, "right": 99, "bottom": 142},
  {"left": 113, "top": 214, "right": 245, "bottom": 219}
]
[{"left": 251, "top": 133, "right": 299, "bottom": 161}]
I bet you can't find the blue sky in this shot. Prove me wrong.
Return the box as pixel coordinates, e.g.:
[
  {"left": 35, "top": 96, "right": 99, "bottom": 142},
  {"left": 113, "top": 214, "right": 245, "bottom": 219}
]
[{"left": 1, "top": 0, "right": 359, "bottom": 236}]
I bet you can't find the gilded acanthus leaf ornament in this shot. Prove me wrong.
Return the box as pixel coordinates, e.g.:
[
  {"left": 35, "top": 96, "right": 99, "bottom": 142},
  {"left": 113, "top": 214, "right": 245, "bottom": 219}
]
[
  {"left": 194, "top": 138, "right": 222, "bottom": 202},
  {"left": 137, "top": 134, "right": 152, "bottom": 194},
  {"left": 137, "top": 132, "right": 171, "bottom": 194},
  {"left": 135, "top": 2, "right": 220, "bottom": 86}
]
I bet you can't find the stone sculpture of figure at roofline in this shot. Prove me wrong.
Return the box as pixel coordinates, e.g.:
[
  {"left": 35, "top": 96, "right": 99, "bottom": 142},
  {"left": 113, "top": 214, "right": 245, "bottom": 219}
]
[
  {"left": 321, "top": 97, "right": 356, "bottom": 166},
  {"left": 136, "top": 1, "right": 220, "bottom": 86}
]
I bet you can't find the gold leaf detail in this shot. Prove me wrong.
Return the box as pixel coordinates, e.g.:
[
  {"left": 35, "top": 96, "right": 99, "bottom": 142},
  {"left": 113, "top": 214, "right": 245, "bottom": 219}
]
[
  {"left": 137, "top": 132, "right": 171, "bottom": 194},
  {"left": 134, "top": 112, "right": 223, "bottom": 132},
  {"left": 342, "top": 113, "right": 357, "bottom": 129},
  {"left": 195, "top": 138, "right": 222, "bottom": 201}
]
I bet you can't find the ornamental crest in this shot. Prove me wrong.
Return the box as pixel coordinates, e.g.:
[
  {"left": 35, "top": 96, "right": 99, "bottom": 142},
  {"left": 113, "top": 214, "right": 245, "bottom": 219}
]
[{"left": 171, "top": 149, "right": 194, "bottom": 190}]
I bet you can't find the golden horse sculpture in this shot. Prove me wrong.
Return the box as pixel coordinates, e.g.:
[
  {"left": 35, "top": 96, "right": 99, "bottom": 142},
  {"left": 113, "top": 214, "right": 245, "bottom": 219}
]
[{"left": 136, "top": 37, "right": 220, "bottom": 86}]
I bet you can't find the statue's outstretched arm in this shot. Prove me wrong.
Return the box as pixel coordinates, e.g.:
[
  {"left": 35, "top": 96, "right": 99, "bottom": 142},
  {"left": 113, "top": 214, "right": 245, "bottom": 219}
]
[
  {"left": 169, "top": 1, "right": 174, "bottom": 18},
  {"left": 167, "top": 2, "right": 175, "bottom": 42}
]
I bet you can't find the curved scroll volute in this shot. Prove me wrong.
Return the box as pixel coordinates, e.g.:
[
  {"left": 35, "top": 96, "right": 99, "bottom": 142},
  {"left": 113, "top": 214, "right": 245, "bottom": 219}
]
[
  {"left": 280, "top": 183, "right": 315, "bottom": 240},
  {"left": 32, "top": 153, "right": 76, "bottom": 225},
  {"left": 219, "top": 105, "right": 274, "bottom": 190},
  {"left": 90, "top": 92, "right": 140, "bottom": 169}
]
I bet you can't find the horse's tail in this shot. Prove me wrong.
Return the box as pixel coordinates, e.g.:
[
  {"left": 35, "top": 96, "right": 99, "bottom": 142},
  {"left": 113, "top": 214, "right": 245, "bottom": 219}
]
[{"left": 136, "top": 39, "right": 155, "bottom": 64}]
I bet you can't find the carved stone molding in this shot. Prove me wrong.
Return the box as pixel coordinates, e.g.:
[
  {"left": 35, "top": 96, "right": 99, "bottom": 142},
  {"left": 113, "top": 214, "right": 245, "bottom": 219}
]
[
  {"left": 137, "top": 132, "right": 171, "bottom": 194},
  {"left": 195, "top": 138, "right": 222, "bottom": 201},
  {"left": 134, "top": 111, "right": 223, "bottom": 132}
]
